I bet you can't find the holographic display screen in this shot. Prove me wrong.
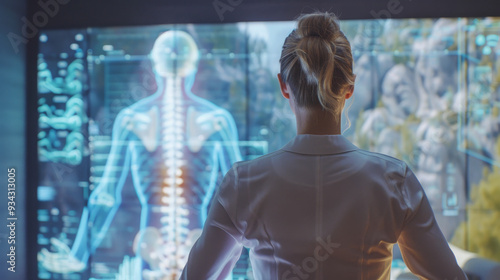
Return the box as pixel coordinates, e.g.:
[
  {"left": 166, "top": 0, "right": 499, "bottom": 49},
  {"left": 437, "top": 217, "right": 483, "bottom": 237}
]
[{"left": 36, "top": 18, "right": 500, "bottom": 279}]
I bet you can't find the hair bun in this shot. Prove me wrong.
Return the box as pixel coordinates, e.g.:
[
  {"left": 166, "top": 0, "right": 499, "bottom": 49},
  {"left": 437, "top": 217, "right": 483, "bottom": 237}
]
[
  {"left": 279, "top": 11, "right": 355, "bottom": 119},
  {"left": 296, "top": 12, "right": 340, "bottom": 41}
]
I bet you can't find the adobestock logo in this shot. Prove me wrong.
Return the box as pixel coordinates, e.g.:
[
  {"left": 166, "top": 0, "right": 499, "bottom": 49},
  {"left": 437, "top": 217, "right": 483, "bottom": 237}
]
[
  {"left": 212, "top": 0, "right": 243, "bottom": 21},
  {"left": 281, "top": 236, "right": 341, "bottom": 280},
  {"left": 7, "top": 0, "right": 71, "bottom": 54},
  {"left": 362, "top": 0, "right": 407, "bottom": 38}
]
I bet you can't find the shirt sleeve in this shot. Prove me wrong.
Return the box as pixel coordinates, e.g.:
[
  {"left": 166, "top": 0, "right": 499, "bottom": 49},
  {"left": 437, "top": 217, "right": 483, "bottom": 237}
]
[
  {"left": 180, "top": 167, "right": 243, "bottom": 280},
  {"left": 397, "top": 166, "right": 468, "bottom": 280}
]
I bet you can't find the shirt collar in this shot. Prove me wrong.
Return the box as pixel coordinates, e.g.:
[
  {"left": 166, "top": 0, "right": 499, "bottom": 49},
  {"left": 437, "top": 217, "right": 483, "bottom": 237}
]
[{"left": 281, "top": 134, "right": 358, "bottom": 155}]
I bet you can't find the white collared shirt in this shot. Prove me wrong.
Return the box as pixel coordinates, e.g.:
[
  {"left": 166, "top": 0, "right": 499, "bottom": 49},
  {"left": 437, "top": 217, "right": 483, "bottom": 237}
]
[{"left": 181, "top": 134, "right": 468, "bottom": 280}]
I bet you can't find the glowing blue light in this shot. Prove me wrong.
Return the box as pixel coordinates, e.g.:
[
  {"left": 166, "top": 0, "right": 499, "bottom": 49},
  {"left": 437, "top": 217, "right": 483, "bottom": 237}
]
[
  {"left": 40, "top": 34, "right": 48, "bottom": 42},
  {"left": 476, "top": 34, "right": 486, "bottom": 46},
  {"left": 38, "top": 186, "right": 56, "bottom": 201}
]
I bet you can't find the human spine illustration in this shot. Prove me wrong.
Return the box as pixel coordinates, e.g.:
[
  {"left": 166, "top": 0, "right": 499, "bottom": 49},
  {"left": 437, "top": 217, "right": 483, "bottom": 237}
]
[
  {"left": 38, "top": 30, "right": 242, "bottom": 280},
  {"left": 159, "top": 77, "right": 191, "bottom": 276}
]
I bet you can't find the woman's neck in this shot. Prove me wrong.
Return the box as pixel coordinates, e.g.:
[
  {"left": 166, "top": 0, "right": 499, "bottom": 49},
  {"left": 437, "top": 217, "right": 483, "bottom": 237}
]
[{"left": 294, "top": 106, "right": 341, "bottom": 135}]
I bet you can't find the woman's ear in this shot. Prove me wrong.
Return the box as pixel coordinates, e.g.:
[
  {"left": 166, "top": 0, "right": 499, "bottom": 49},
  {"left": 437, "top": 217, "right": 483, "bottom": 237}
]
[
  {"left": 277, "top": 73, "right": 291, "bottom": 100},
  {"left": 345, "top": 85, "right": 354, "bottom": 100},
  {"left": 345, "top": 75, "right": 356, "bottom": 100}
]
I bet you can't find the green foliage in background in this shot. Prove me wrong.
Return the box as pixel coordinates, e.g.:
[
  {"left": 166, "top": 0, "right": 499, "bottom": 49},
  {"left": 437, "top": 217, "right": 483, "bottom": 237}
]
[{"left": 452, "top": 138, "right": 500, "bottom": 262}]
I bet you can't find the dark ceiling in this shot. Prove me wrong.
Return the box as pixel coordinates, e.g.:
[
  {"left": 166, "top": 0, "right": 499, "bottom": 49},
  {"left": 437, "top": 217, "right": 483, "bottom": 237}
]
[{"left": 26, "top": 0, "right": 500, "bottom": 29}]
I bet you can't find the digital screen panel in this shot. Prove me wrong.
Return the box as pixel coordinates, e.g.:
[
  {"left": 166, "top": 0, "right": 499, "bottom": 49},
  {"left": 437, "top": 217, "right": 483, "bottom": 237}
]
[{"left": 36, "top": 18, "right": 500, "bottom": 279}]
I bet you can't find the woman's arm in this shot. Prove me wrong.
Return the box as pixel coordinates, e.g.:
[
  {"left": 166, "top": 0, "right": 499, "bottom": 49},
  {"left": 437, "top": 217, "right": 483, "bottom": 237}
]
[
  {"left": 398, "top": 167, "right": 468, "bottom": 280},
  {"left": 181, "top": 166, "right": 243, "bottom": 280},
  {"left": 181, "top": 198, "right": 243, "bottom": 280}
]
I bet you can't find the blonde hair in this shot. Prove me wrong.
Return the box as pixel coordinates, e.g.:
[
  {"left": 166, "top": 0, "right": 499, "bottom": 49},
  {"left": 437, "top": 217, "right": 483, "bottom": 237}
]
[{"left": 279, "top": 12, "right": 355, "bottom": 118}]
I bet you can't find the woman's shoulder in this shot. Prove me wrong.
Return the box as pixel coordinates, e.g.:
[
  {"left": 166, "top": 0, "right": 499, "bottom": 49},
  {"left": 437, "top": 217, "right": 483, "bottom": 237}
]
[
  {"left": 353, "top": 148, "right": 409, "bottom": 177},
  {"left": 232, "top": 149, "right": 287, "bottom": 171},
  {"left": 356, "top": 148, "right": 405, "bottom": 164}
]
